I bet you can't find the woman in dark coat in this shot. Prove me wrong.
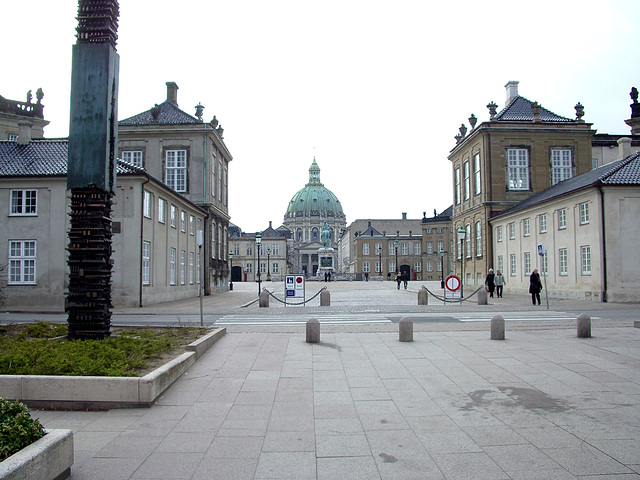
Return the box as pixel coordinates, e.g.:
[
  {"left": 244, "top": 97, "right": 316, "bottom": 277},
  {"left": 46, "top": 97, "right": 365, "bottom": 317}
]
[
  {"left": 529, "top": 268, "right": 542, "bottom": 305},
  {"left": 485, "top": 269, "right": 495, "bottom": 298}
]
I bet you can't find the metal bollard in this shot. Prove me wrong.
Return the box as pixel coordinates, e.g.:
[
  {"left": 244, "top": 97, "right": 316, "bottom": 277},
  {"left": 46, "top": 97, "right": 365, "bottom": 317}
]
[
  {"left": 320, "top": 290, "right": 330, "bottom": 306},
  {"left": 399, "top": 317, "right": 413, "bottom": 342},
  {"left": 418, "top": 287, "right": 428, "bottom": 305},
  {"left": 477, "top": 288, "right": 488, "bottom": 305},
  {"left": 306, "top": 318, "right": 320, "bottom": 343},
  {"left": 491, "top": 315, "right": 505, "bottom": 340},
  {"left": 577, "top": 313, "right": 591, "bottom": 338},
  {"left": 259, "top": 290, "right": 269, "bottom": 308}
]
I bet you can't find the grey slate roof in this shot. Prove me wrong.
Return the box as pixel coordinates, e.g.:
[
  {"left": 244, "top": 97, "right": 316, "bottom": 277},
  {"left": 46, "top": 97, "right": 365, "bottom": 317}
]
[
  {"left": 422, "top": 205, "right": 453, "bottom": 224},
  {"left": 0, "top": 139, "right": 144, "bottom": 177},
  {"left": 494, "top": 151, "right": 640, "bottom": 218},
  {"left": 495, "top": 96, "right": 572, "bottom": 123},
  {"left": 119, "top": 101, "right": 197, "bottom": 126}
]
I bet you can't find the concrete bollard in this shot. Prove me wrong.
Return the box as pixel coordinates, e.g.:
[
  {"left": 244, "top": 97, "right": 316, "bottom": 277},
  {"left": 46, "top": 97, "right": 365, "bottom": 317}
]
[
  {"left": 399, "top": 317, "right": 413, "bottom": 342},
  {"left": 477, "top": 288, "right": 488, "bottom": 305},
  {"left": 491, "top": 315, "right": 505, "bottom": 340},
  {"left": 418, "top": 287, "right": 428, "bottom": 305},
  {"left": 320, "top": 290, "right": 330, "bottom": 306},
  {"left": 259, "top": 290, "right": 269, "bottom": 308},
  {"left": 577, "top": 313, "right": 591, "bottom": 338},
  {"left": 306, "top": 318, "right": 320, "bottom": 343}
]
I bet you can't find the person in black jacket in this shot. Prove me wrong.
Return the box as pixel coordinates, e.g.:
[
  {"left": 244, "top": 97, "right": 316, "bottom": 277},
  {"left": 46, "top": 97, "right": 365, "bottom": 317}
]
[
  {"left": 529, "top": 268, "right": 542, "bottom": 305},
  {"left": 485, "top": 269, "right": 495, "bottom": 298}
]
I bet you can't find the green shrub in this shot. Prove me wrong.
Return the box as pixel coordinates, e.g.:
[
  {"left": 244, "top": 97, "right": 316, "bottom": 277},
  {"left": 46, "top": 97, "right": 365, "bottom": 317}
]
[{"left": 0, "top": 397, "right": 46, "bottom": 461}]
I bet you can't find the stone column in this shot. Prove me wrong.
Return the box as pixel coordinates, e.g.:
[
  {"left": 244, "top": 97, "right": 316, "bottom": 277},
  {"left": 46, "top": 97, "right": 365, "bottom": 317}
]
[
  {"left": 399, "top": 317, "right": 413, "bottom": 342},
  {"left": 306, "top": 318, "right": 320, "bottom": 343},
  {"left": 320, "top": 290, "right": 330, "bottom": 306},
  {"left": 491, "top": 315, "right": 505, "bottom": 340},
  {"left": 577, "top": 314, "right": 591, "bottom": 338},
  {"left": 259, "top": 290, "right": 269, "bottom": 308},
  {"left": 418, "top": 287, "right": 428, "bottom": 305}
]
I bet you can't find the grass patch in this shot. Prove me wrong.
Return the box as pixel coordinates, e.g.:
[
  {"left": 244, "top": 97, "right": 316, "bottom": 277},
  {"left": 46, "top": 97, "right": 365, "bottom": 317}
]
[{"left": 0, "top": 322, "right": 210, "bottom": 377}]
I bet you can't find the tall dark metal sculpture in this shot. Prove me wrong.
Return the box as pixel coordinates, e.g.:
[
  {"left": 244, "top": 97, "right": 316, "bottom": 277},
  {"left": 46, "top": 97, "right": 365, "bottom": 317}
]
[{"left": 66, "top": 0, "right": 120, "bottom": 340}]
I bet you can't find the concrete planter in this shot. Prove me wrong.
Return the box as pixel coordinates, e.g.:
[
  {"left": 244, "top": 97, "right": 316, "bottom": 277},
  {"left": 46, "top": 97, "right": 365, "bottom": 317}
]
[{"left": 0, "top": 429, "right": 73, "bottom": 480}]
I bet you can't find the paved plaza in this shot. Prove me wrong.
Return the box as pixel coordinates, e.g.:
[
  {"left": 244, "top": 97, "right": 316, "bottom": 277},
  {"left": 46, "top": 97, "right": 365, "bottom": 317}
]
[{"left": 26, "top": 281, "right": 640, "bottom": 479}]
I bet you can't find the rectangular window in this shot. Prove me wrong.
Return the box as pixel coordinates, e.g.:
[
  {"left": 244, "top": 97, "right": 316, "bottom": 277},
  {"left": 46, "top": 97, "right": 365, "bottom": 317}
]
[
  {"left": 363, "top": 243, "right": 370, "bottom": 255},
  {"left": 211, "top": 153, "right": 216, "bottom": 197},
  {"left": 211, "top": 224, "right": 217, "bottom": 259},
  {"left": 246, "top": 262, "right": 252, "bottom": 273},
  {"left": 509, "top": 223, "right": 516, "bottom": 240},
  {"left": 389, "top": 242, "right": 396, "bottom": 256},
  {"left": 507, "top": 148, "right": 529, "bottom": 190},
  {"left": 523, "top": 218, "right": 530, "bottom": 237},
  {"left": 170, "top": 205, "right": 176, "bottom": 228},
  {"left": 122, "top": 150, "right": 143, "bottom": 167},
  {"left": 401, "top": 242, "right": 408, "bottom": 255},
  {"left": 455, "top": 167, "right": 461, "bottom": 204},
  {"left": 260, "top": 263, "right": 266, "bottom": 274},
  {"left": 473, "top": 152, "right": 481, "bottom": 195},
  {"left": 497, "top": 255, "right": 504, "bottom": 273},
  {"left": 579, "top": 202, "right": 590, "bottom": 225},
  {"left": 189, "top": 215, "right": 195, "bottom": 235},
  {"left": 389, "top": 261, "right": 396, "bottom": 273},
  {"left": 165, "top": 150, "right": 187, "bottom": 192},
  {"left": 158, "top": 199, "right": 165, "bottom": 223},
  {"left": 558, "top": 209, "right": 567, "bottom": 229},
  {"left": 272, "top": 262, "right": 279, "bottom": 274},
  {"left": 375, "top": 261, "right": 381, "bottom": 274},
  {"left": 8, "top": 240, "right": 36, "bottom": 284},
  {"left": 540, "top": 214, "right": 547, "bottom": 233},
  {"left": 463, "top": 161, "right": 470, "bottom": 201},
  {"left": 180, "top": 211, "right": 186, "bottom": 232},
  {"left": 551, "top": 149, "right": 572, "bottom": 185},
  {"left": 426, "top": 242, "right": 433, "bottom": 254},
  {"left": 143, "top": 191, "right": 151, "bottom": 218},
  {"left": 170, "top": 248, "right": 176, "bottom": 285},
  {"left": 10, "top": 190, "right": 37, "bottom": 215},
  {"left": 581, "top": 246, "right": 591, "bottom": 275},
  {"left": 189, "top": 252, "right": 194, "bottom": 284},
  {"left": 180, "top": 250, "right": 186, "bottom": 285},
  {"left": 496, "top": 226, "right": 503, "bottom": 242},
  {"left": 414, "top": 242, "right": 421, "bottom": 255},
  {"left": 270, "top": 244, "right": 278, "bottom": 255},
  {"left": 437, "top": 241, "right": 444, "bottom": 253},
  {"left": 475, "top": 221, "right": 482, "bottom": 257},
  {"left": 524, "top": 252, "right": 531, "bottom": 275},
  {"left": 437, "top": 258, "right": 442, "bottom": 272},
  {"left": 542, "top": 251, "right": 548, "bottom": 274},
  {"left": 559, "top": 248, "right": 568, "bottom": 275},
  {"left": 246, "top": 244, "right": 253, "bottom": 256},
  {"left": 374, "top": 242, "right": 382, "bottom": 256},
  {"left": 142, "top": 241, "right": 151, "bottom": 285},
  {"left": 510, "top": 254, "right": 516, "bottom": 276},
  {"left": 426, "top": 261, "right": 433, "bottom": 272},
  {"left": 465, "top": 224, "right": 471, "bottom": 258},
  {"left": 363, "top": 262, "right": 370, "bottom": 273}
]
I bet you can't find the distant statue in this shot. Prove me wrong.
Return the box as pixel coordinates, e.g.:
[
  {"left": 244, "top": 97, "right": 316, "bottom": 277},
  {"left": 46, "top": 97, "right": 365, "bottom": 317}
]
[
  {"left": 151, "top": 103, "right": 161, "bottom": 122},
  {"left": 36, "top": 88, "right": 44, "bottom": 104},
  {"left": 26, "top": 90, "right": 32, "bottom": 104},
  {"left": 321, "top": 221, "right": 331, "bottom": 247},
  {"left": 631, "top": 87, "right": 639, "bottom": 104}
]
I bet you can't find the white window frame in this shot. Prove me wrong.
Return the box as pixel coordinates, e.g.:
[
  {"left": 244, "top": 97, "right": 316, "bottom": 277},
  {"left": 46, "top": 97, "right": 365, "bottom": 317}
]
[
  {"left": 246, "top": 262, "right": 252, "bottom": 273},
  {"left": 272, "top": 262, "right": 279, "bottom": 274},
  {"left": 10, "top": 190, "right": 37, "bottom": 216},
  {"left": 497, "top": 255, "right": 504, "bottom": 273},
  {"left": 426, "top": 242, "right": 433, "bottom": 254},
  {"left": 170, "top": 205, "right": 176, "bottom": 228},
  {"left": 473, "top": 152, "right": 481, "bottom": 195},
  {"left": 455, "top": 167, "right": 461, "bottom": 204},
  {"left": 465, "top": 224, "right": 471, "bottom": 258},
  {"left": 401, "top": 242, "right": 408, "bottom": 256},
  {"left": 158, "top": 199, "right": 165, "bottom": 223},
  {"left": 507, "top": 148, "right": 529, "bottom": 191},
  {"left": 189, "top": 252, "right": 194, "bottom": 285},
  {"left": 165, "top": 150, "right": 187, "bottom": 192},
  {"left": 559, "top": 248, "right": 568, "bottom": 276},
  {"left": 389, "top": 261, "right": 396, "bottom": 273},
  {"left": 510, "top": 254, "right": 516, "bottom": 276},
  {"left": 463, "top": 161, "right": 470, "bottom": 201},
  {"left": 363, "top": 262, "right": 370, "bottom": 273},
  {"left": 388, "top": 242, "right": 396, "bottom": 256},
  {"left": 189, "top": 215, "right": 195, "bottom": 235},
  {"left": 170, "top": 248, "right": 176, "bottom": 285},
  {"left": 180, "top": 250, "right": 186, "bottom": 285},
  {"left": 558, "top": 209, "right": 567, "bottom": 229},
  {"left": 581, "top": 245, "right": 591, "bottom": 275},
  {"left": 413, "top": 242, "right": 421, "bottom": 255},
  {"left": 475, "top": 221, "right": 482, "bottom": 257},
  {"left": 8, "top": 240, "right": 36, "bottom": 284},
  {"left": 509, "top": 223, "right": 516, "bottom": 240},
  {"left": 437, "top": 241, "right": 443, "bottom": 253},
  {"left": 579, "top": 202, "right": 590, "bottom": 225},
  {"left": 122, "top": 150, "right": 143, "bottom": 168},
  {"left": 363, "top": 243, "right": 370, "bottom": 255},
  {"left": 551, "top": 149, "right": 572, "bottom": 185},
  {"left": 211, "top": 152, "right": 216, "bottom": 197},
  {"left": 180, "top": 211, "right": 186, "bottom": 232},
  {"left": 142, "top": 241, "right": 151, "bottom": 285},
  {"left": 143, "top": 191, "right": 151, "bottom": 218},
  {"left": 523, "top": 218, "right": 530, "bottom": 237},
  {"left": 426, "top": 261, "right": 433, "bottom": 272},
  {"left": 496, "top": 226, "right": 503, "bottom": 242},
  {"left": 539, "top": 214, "right": 547, "bottom": 233},
  {"left": 524, "top": 252, "right": 531, "bottom": 276}
]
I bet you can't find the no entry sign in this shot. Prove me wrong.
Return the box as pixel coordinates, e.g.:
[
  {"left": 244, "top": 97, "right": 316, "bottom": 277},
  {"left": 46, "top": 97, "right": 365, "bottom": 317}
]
[{"left": 445, "top": 275, "right": 461, "bottom": 292}]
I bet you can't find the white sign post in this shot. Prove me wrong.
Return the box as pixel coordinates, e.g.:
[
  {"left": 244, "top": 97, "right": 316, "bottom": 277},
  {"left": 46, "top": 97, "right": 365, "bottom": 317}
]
[
  {"left": 444, "top": 274, "right": 461, "bottom": 303},
  {"left": 285, "top": 274, "right": 305, "bottom": 306}
]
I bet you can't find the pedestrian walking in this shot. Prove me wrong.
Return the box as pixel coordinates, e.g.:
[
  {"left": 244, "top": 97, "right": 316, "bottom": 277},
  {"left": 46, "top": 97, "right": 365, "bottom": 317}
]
[
  {"left": 494, "top": 270, "right": 505, "bottom": 298},
  {"left": 402, "top": 271, "right": 408, "bottom": 289},
  {"left": 485, "top": 268, "right": 495, "bottom": 298},
  {"left": 529, "top": 268, "right": 542, "bottom": 305},
  {"left": 396, "top": 272, "right": 402, "bottom": 290}
]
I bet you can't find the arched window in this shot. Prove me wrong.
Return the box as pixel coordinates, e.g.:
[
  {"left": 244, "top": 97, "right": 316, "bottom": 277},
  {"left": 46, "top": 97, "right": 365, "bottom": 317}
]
[{"left": 475, "top": 221, "right": 482, "bottom": 257}]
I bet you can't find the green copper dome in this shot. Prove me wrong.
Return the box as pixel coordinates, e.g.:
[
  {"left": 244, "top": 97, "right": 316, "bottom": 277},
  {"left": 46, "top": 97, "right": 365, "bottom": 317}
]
[{"left": 285, "top": 159, "right": 345, "bottom": 219}]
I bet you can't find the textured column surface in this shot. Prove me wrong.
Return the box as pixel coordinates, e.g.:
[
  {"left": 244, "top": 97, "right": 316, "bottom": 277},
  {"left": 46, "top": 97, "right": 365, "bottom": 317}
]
[
  {"left": 306, "top": 318, "right": 320, "bottom": 343},
  {"left": 259, "top": 290, "right": 269, "bottom": 308},
  {"left": 477, "top": 288, "right": 488, "bottom": 305},
  {"left": 491, "top": 315, "right": 505, "bottom": 340},
  {"left": 320, "top": 290, "right": 330, "bottom": 306},
  {"left": 577, "top": 313, "right": 592, "bottom": 338},
  {"left": 418, "top": 288, "right": 428, "bottom": 305},
  {"left": 399, "top": 317, "right": 413, "bottom": 342}
]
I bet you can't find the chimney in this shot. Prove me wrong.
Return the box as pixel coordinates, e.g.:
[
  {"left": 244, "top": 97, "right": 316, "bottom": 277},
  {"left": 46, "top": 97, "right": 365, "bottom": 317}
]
[
  {"left": 505, "top": 80, "right": 519, "bottom": 104},
  {"left": 618, "top": 137, "right": 632, "bottom": 160},
  {"left": 402, "top": 212, "right": 407, "bottom": 220},
  {"left": 17, "top": 121, "right": 32, "bottom": 145},
  {"left": 166, "top": 82, "right": 179, "bottom": 105}
]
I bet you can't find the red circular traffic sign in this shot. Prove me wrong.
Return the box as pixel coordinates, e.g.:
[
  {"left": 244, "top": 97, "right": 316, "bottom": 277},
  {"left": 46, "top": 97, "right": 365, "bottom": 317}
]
[{"left": 445, "top": 275, "right": 461, "bottom": 292}]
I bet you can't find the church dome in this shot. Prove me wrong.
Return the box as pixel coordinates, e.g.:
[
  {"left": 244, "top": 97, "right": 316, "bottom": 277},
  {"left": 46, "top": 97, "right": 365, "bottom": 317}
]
[{"left": 285, "top": 159, "right": 345, "bottom": 219}]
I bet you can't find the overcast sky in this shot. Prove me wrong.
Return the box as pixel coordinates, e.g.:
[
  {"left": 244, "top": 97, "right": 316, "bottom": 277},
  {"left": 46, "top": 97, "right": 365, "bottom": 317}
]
[{"left": 3, "top": 1, "right": 639, "bottom": 233}]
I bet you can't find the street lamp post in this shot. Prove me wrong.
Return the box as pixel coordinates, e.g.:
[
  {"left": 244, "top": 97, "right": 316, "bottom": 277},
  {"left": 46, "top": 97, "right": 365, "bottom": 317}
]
[
  {"left": 394, "top": 238, "right": 399, "bottom": 274},
  {"left": 229, "top": 250, "right": 234, "bottom": 291},
  {"left": 440, "top": 249, "right": 447, "bottom": 289},
  {"left": 266, "top": 246, "right": 271, "bottom": 281},
  {"left": 376, "top": 245, "right": 382, "bottom": 278},
  {"left": 457, "top": 226, "right": 466, "bottom": 301},
  {"left": 256, "top": 233, "right": 262, "bottom": 295}
]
